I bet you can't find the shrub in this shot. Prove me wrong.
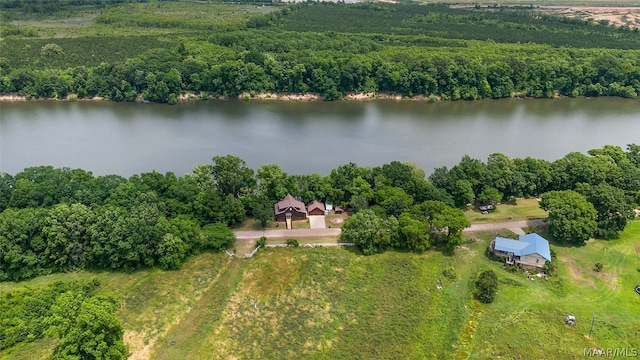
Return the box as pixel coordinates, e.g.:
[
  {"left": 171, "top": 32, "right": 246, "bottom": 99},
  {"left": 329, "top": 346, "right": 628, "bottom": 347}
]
[
  {"left": 543, "top": 248, "right": 557, "bottom": 276},
  {"left": 594, "top": 262, "right": 604, "bottom": 272},
  {"left": 487, "top": 250, "right": 506, "bottom": 262},
  {"left": 41, "top": 43, "right": 64, "bottom": 57},
  {"left": 474, "top": 270, "right": 498, "bottom": 304},
  {"left": 505, "top": 265, "right": 522, "bottom": 274},
  {"left": 442, "top": 266, "right": 457, "bottom": 280},
  {"left": 286, "top": 238, "right": 299, "bottom": 247},
  {"left": 256, "top": 236, "right": 266, "bottom": 248}
]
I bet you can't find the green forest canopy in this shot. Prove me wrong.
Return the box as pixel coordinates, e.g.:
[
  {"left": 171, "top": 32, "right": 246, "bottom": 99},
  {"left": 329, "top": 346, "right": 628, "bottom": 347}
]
[
  {"left": 1, "top": 1, "right": 639, "bottom": 102},
  {"left": 1, "top": 144, "right": 638, "bottom": 281}
]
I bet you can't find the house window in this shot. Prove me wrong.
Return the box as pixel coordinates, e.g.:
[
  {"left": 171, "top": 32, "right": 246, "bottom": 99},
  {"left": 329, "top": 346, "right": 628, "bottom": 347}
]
[{"left": 536, "top": 258, "right": 539, "bottom": 263}]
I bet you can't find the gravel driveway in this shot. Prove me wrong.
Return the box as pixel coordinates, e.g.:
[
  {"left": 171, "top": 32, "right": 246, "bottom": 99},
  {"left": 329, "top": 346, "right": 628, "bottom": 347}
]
[{"left": 308, "top": 215, "right": 326, "bottom": 229}]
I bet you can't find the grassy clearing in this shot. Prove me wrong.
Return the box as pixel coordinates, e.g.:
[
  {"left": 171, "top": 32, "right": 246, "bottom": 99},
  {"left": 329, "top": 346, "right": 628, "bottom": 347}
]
[
  {"left": 325, "top": 214, "right": 347, "bottom": 228},
  {"left": 0, "top": 337, "right": 56, "bottom": 360},
  {"left": 468, "top": 221, "right": 640, "bottom": 358},
  {"left": 94, "top": 2, "right": 274, "bottom": 33},
  {"left": 235, "top": 236, "right": 343, "bottom": 257},
  {"left": 0, "top": 252, "right": 230, "bottom": 360},
  {"left": 266, "top": 236, "right": 342, "bottom": 245},
  {"left": 233, "top": 217, "right": 310, "bottom": 231},
  {"left": 199, "top": 247, "right": 472, "bottom": 359},
  {"left": 150, "top": 259, "right": 244, "bottom": 360},
  {"left": 232, "top": 217, "right": 273, "bottom": 231},
  {"left": 465, "top": 198, "right": 548, "bottom": 223},
  {"left": 235, "top": 238, "right": 260, "bottom": 256},
  {"left": 5, "top": 2, "right": 278, "bottom": 38},
  {"left": 2, "top": 222, "right": 638, "bottom": 359}
]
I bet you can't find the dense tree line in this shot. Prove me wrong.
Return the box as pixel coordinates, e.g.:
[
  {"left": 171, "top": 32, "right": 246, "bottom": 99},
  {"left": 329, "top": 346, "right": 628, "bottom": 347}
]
[
  {"left": 2, "top": 41, "right": 638, "bottom": 102},
  {"left": 2, "top": 145, "right": 637, "bottom": 277},
  {"left": 2, "top": 3, "right": 640, "bottom": 102},
  {"left": 429, "top": 144, "right": 639, "bottom": 244},
  {"left": 0, "top": 163, "right": 238, "bottom": 281},
  {"left": 0, "top": 280, "right": 128, "bottom": 359}
]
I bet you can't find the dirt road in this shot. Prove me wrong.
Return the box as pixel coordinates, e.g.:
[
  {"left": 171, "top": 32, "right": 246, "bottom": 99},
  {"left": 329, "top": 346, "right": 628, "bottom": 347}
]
[{"left": 234, "top": 219, "right": 546, "bottom": 240}]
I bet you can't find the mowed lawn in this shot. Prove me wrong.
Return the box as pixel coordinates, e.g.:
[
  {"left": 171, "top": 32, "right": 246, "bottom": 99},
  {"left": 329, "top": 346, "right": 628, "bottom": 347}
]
[
  {"left": 465, "top": 198, "right": 548, "bottom": 223},
  {"left": 468, "top": 221, "right": 640, "bottom": 359},
  {"left": 2, "top": 222, "right": 639, "bottom": 359}
]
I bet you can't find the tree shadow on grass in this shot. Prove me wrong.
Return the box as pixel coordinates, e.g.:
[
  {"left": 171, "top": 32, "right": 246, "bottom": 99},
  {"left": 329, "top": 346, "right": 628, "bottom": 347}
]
[
  {"left": 342, "top": 245, "right": 364, "bottom": 256},
  {"left": 546, "top": 237, "right": 587, "bottom": 249}
]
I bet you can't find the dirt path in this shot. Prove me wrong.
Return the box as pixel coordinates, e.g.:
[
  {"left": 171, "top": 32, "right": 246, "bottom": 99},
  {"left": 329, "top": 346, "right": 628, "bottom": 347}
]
[
  {"left": 150, "top": 258, "right": 244, "bottom": 360},
  {"left": 233, "top": 219, "right": 545, "bottom": 242}
]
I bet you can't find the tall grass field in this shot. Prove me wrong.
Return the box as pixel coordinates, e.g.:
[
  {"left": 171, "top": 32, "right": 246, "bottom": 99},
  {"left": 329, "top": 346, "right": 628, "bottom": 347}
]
[{"left": 2, "top": 222, "right": 639, "bottom": 359}]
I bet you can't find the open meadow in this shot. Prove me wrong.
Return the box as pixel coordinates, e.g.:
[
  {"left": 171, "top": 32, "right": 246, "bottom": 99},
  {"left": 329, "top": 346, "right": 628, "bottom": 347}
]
[{"left": 3, "top": 220, "right": 638, "bottom": 359}]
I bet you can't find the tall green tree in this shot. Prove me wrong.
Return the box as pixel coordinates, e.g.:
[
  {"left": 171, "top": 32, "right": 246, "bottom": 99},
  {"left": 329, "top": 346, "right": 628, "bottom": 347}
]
[
  {"left": 257, "top": 164, "right": 294, "bottom": 202},
  {"left": 513, "top": 157, "right": 552, "bottom": 197},
  {"left": 477, "top": 187, "right": 503, "bottom": 206},
  {"left": 211, "top": 155, "right": 256, "bottom": 198},
  {"left": 50, "top": 295, "right": 128, "bottom": 360},
  {"left": 374, "top": 186, "right": 414, "bottom": 218},
  {"left": 398, "top": 212, "right": 430, "bottom": 252},
  {"left": 0, "top": 207, "right": 49, "bottom": 280},
  {"left": 340, "top": 209, "right": 390, "bottom": 255},
  {"left": 201, "top": 223, "right": 236, "bottom": 250},
  {"left": 485, "top": 153, "right": 515, "bottom": 198},
  {"left": 474, "top": 270, "right": 498, "bottom": 304},
  {"left": 41, "top": 203, "right": 93, "bottom": 271},
  {"left": 449, "top": 155, "right": 487, "bottom": 196},
  {"left": 540, "top": 190, "right": 597, "bottom": 245},
  {"left": 432, "top": 207, "right": 470, "bottom": 250},
  {"left": 577, "top": 183, "right": 634, "bottom": 238},
  {"left": 451, "top": 179, "right": 475, "bottom": 208},
  {"left": 252, "top": 198, "right": 274, "bottom": 228}
]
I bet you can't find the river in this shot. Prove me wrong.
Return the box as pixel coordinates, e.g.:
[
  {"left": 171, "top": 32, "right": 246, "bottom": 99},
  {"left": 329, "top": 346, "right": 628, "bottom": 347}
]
[{"left": 1, "top": 97, "right": 639, "bottom": 177}]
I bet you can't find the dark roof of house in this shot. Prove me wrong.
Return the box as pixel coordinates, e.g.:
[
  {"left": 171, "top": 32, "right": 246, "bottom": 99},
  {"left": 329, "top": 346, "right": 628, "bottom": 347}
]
[
  {"left": 307, "top": 200, "right": 325, "bottom": 213},
  {"left": 274, "top": 194, "right": 308, "bottom": 215},
  {"left": 494, "top": 233, "right": 551, "bottom": 262}
]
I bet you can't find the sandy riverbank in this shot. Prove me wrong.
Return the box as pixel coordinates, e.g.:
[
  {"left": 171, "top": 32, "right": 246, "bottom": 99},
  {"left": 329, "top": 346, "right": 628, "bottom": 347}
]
[
  {"left": 1, "top": 92, "right": 441, "bottom": 103},
  {"left": 0, "top": 94, "right": 105, "bottom": 102}
]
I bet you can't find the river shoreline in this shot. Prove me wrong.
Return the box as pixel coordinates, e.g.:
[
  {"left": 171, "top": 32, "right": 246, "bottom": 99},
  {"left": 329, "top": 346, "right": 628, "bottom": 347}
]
[
  {"left": 2, "top": 91, "right": 636, "bottom": 104},
  {"left": 0, "top": 92, "right": 430, "bottom": 103},
  {"left": 0, "top": 92, "right": 520, "bottom": 103}
]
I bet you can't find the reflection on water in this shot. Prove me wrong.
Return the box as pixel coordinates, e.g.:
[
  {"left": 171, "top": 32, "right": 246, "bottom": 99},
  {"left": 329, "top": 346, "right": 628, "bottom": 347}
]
[{"left": 1, "top": 98, "right": 639, "bottom": 177}]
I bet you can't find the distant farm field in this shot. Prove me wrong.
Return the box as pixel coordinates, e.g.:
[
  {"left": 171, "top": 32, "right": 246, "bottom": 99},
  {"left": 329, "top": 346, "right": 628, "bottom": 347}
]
[{"left": 3, "top": 221, "right": 639, "bottom": 359}]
